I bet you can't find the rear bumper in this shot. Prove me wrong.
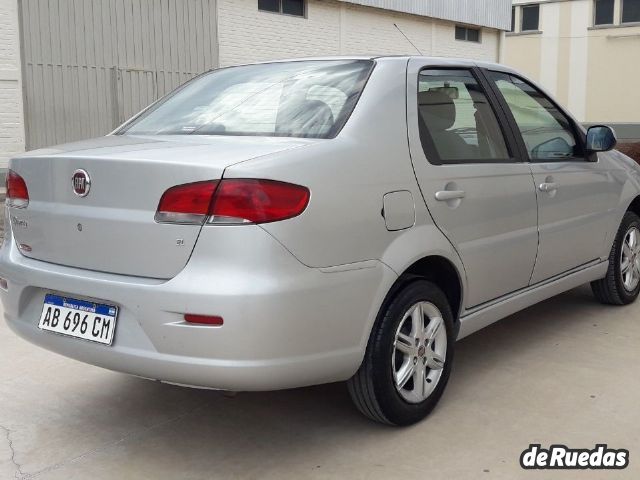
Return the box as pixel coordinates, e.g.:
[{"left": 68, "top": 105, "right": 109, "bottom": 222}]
[{"left": 0, "top": 225, "right": 396, "bottom": 390}]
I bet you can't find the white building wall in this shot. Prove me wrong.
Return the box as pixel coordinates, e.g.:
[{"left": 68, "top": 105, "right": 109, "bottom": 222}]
[
  {"left": 217, "top": 0, "right": 502, "bottom": 67},
  {"left": 339, "top": 3, "right": 433, "bottom": 56},
  {"left": 567, "top": 0, "right": 589, "bottom": 121},
  {"left": 217, "top": 0, "right": 341, "bottom": 65},
  {"left": 0, "top": 0, "right": 25, "bottom": 169}
]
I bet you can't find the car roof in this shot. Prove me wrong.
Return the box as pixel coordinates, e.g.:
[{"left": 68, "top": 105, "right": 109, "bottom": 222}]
[
  {"left": 240, "top": 55, "right": 516, "bottom": 74},
  {"left": 374, "top": 55, "right": 516, "bottom": 73}
]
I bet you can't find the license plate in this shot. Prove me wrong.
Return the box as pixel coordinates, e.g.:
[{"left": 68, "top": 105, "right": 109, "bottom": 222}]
[{"left": 39, "top": 293, "right": 118, "bottom": 345}]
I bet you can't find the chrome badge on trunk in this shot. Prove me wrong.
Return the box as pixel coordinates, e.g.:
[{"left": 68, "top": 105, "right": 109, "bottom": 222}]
[{"left": 72, "top": 169, "right": 91, "bottom": 197}]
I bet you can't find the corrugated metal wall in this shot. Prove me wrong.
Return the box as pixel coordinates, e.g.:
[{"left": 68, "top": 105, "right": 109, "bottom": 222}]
[
  {"left": 337, "top": 0, "right": 512, "bottom": 30},
  {"left": 19, "top": 0, "right": 218, "bottom": 150}
]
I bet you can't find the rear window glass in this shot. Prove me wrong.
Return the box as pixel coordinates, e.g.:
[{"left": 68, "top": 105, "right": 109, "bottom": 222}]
[{"left": 120, "top": 60, "right": 373, "bottom": 139}]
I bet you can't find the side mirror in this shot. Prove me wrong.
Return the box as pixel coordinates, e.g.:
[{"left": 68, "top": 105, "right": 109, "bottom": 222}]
[{"left": 586, "top": 125, "right": 617, "bottom": 153}]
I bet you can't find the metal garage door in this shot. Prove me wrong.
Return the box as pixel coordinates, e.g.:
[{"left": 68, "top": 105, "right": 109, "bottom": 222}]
[{"left": 19, "top": 0, "right": 219, "bottom": 150}]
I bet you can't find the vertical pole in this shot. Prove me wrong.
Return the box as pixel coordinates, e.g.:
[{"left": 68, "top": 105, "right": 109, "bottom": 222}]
[{"left": 110, "top": 67, "right": 121, "bottom": 129}]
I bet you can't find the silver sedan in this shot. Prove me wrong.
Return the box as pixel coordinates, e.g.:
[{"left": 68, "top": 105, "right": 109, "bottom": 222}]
[{"left": 2, "top": 56, "right": 639, "bottom": 425}]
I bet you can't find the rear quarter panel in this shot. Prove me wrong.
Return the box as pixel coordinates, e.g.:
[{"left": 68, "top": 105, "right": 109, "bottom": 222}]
[
  {"left": 224, "top": 58, "right": 462, "bottom": 271},
  {"left": 223, "top": 57, "right": 468, "bottom": 319}
]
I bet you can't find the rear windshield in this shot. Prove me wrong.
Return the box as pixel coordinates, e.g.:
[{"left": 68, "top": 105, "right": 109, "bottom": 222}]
[{"left": 120, "top": 60, "right": 373, "bottom": 139}]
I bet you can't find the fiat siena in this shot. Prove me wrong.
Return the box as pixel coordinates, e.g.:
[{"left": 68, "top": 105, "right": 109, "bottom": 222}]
[{"left": 2, "top": 57, "right": 640, "bottom": 426}]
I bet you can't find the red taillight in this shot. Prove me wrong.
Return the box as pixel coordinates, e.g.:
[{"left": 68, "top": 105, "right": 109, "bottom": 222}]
[
  {"left": 210, "top": 179, "right": 310, "bottom": 224},
  {"left": 184, "top": 314, "right": 224, "bottom": 326},
  {"left": 6, "top": 170, "right": 29, "bottom": 208},
  {"left": 155, "top": 181, "right": 219, "bottom": 224},
  {"left": 155, "top": 179, "right": 309, "bottom": 225}
]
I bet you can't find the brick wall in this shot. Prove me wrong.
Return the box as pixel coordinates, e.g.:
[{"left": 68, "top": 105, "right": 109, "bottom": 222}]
[
  {"left": 217, "top": 0, "right": 501, "bottom": 67},
  {"left": 0, "top": 0, "right": 24, "bottom": 169}
]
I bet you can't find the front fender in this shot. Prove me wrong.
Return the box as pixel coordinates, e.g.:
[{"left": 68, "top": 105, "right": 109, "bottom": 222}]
[{"left": 602, "top": 151, "right": 640, "bottom": 257}]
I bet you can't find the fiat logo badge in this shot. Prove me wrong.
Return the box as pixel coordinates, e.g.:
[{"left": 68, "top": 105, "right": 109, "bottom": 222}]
[{"left": 72, "top": 169, "right": 91, "bottom": 197}]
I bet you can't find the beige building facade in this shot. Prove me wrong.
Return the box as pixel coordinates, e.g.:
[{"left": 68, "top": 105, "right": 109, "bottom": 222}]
[{"left": 505, "top": 0, "right": 640, "bottom": 140}]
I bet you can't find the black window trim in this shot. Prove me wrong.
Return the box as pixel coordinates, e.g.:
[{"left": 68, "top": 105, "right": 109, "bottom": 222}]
[
  {"left": 479, "top": 68, "right": 595, "bottom": 164},
  {"left": 454, "top": 25, "right": 482, "bottom": 43},
  {"left": 258, "top": 0, "right": 307, "bottom": 18},
  {"left": 520, "top": 3, "right": 540, "bottom": 32},
  {"left": 594, "top": 0, "right": 616, "bottom": 26},
  {"left": 621, "top": 0, "right": 640, "bottom": 24},
  {"left": 416, "top": 65, "right": 522, "bottom": 166}
]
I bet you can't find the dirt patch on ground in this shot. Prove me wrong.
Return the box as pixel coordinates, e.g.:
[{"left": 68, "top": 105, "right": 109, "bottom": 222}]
[{"left": 618, "top": 143, "right": 640, "bottom": 164}]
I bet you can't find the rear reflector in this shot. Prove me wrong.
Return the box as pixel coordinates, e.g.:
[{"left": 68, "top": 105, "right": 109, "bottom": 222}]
[
  {"left": 155, "top": 179, "right": 309, "bottom": 225},
  {"left": 6, "top": 170, "right": 29, "bottom": 208},
  {"left": 184, "top": 314, "right": 224, "bottom": 326}
]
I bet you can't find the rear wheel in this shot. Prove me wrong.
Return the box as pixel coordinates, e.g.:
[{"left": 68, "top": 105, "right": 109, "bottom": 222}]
[
  {"left": 348, "top": 280, "right": 455, "bottom": 426},
  {"left": 591, "top": 211, "right": 640, "bottom": 305}
]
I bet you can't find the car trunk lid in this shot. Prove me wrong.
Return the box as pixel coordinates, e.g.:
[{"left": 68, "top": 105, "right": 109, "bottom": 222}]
[{"left": 8, "top": 134, "right": 314, "bottom": 278}]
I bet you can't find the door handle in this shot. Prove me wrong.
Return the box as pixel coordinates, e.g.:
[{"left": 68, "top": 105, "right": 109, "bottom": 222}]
[
  {"left": 435, "top": 190, "right": 466, "bottom": 201},
  {"left": 538, "top": 182, "right": 558, "bottom": 193}
]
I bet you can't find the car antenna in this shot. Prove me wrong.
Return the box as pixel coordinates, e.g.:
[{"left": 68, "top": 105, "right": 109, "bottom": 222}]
[{"left": 393, "top": 23, "right": 423, "bottom": 55}]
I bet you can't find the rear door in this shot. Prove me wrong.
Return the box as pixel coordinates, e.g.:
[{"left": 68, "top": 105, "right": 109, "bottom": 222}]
[
  {"left": 406, "top": 59, "right": 539, "bottom": 308},
  {"left": 484, "top": 70, "right": 622, "bottom": 283}
]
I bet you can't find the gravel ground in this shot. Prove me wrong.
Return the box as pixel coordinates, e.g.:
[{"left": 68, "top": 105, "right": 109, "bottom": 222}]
[{"left": 618, "top": 142, "right": 640, "bottom": 163}]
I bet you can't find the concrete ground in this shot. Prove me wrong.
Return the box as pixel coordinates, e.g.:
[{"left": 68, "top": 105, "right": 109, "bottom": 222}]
[{"left": 0, "top": 285, "right": 639, "bottom": 479}]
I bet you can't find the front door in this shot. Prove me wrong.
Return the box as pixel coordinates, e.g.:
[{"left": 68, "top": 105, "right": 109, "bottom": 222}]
[
  {"left": 407, "top": 60, "right": 539, "bottom": 308},
  {"left": 485, "top": 70, "right": 622, "bottom": 283}
]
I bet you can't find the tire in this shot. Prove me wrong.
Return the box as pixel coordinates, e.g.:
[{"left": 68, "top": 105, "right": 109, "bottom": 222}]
[
  {"left": 347, "top": 279, "right": 455, "bottom": 426},
  {"left": 591, "top": 211, "right": 640, "bottom": 305}
]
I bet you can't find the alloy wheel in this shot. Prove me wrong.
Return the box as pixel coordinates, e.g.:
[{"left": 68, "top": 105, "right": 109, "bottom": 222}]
[
  {"left": 621, "top": 226, "right": 640, "bottom": 292},
  {"left": 392, "top": 301, "right": 447, "bottom": 404}
]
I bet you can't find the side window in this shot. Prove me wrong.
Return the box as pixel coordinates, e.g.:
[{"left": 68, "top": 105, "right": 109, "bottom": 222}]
[
  {"left": 488, "top": 71, "right": 584, "bottom": 161},
  {"left": 417, "top": 69, "right": 511, "bottom": 165}
]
